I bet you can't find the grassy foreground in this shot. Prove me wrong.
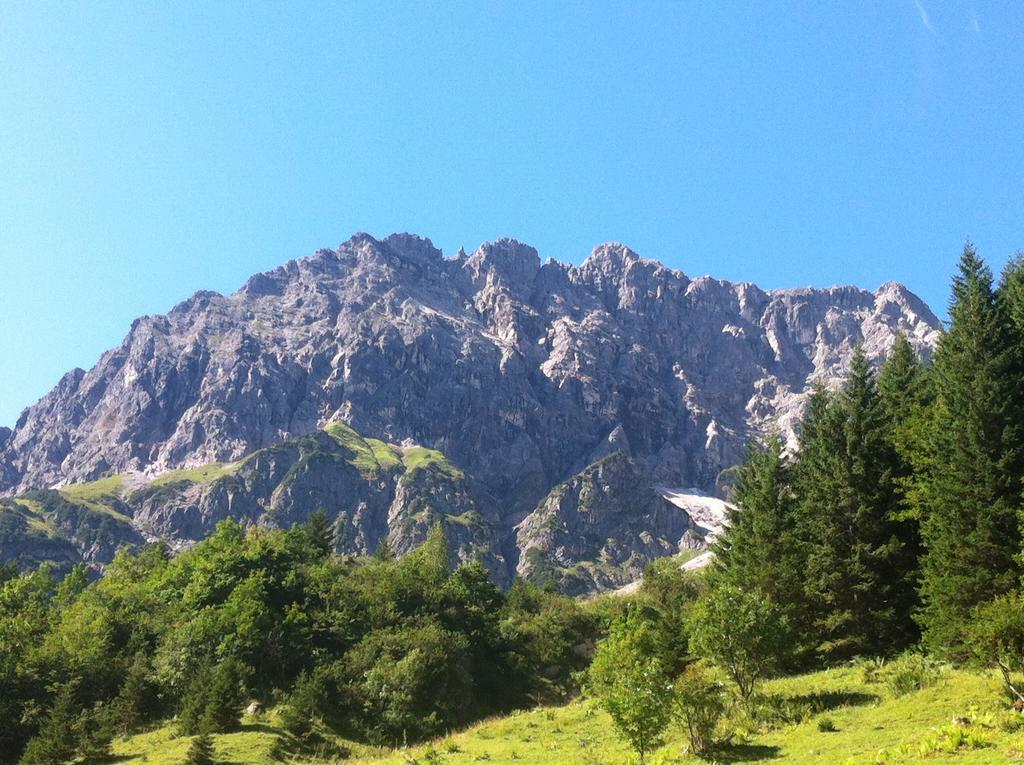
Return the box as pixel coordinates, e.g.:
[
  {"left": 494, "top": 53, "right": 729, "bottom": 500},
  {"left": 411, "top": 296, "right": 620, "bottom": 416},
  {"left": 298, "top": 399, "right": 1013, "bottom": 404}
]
[{"left": 111, "top": 665, "right": 1024, "bottom": 765}]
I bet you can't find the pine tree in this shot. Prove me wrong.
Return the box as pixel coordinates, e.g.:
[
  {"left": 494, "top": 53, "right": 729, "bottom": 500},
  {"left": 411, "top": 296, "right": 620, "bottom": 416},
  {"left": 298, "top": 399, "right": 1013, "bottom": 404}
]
[
  {"left": 794, "top": 348, "right": 916, "bottom": 660},
  {"left": 184, "top": 733, "right": 216, "bottom": 765},
  {"left": 417, "top": 522, "right": 451, "bottom": 583},
  {"left": 790, "top": 382, "right": 842, "bottom": 653},
  {"left": 876, "top": 334, "right": 929, "bottom": 635},
  {"left": 19, "top": 683, "right": 78, "bottom": 765},
  {"left": 996, "top": 253, "right": 1024, "bottom": 504},
  {"left": 917, "top": 242, "right": 1024, "bottom": 657},
  {"left": 304, "top": 510, "right": 334, "bottom": 558},
  {"left": 712, "top": 433, "right": 805, "bottom": 643},
  {"left": 374, "top": 536, "right": 394, "bottom": 561},
  {"left": 279, "top": 671, "right": 324, "bottom": 741},
  {"left": 200, "top": 659, "right": 245, "bottom": 734},
  {"left": 75, "top": 703, "right": 115, "bottom": 762},
  {"left": 878, "top": 334, "right": 929, "bottom": 438},
  {"left": 180, "top": 659, "right": 245, "bottom": 736},
  {"left": 112, "top": 652, "right": 157, "bottom": 735}
]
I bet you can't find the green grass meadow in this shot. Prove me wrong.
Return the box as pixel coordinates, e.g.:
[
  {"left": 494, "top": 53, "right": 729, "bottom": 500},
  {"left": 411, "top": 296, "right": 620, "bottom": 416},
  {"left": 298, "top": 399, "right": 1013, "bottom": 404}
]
[{"left": 111, "top": 665, "right": 1024, "bottom": 765}]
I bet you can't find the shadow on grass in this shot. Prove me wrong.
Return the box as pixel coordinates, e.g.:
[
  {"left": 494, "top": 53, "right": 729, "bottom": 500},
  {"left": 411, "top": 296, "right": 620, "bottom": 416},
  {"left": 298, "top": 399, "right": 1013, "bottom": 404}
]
[
  {"left": 784, "top": 690, "right": 879, "bottom": 712},
  {"left": 237, "top": 721, "right": 282, "bottom": 735},
  {"left": 713, "top": 743, "right": 782, "bottom": 762}
]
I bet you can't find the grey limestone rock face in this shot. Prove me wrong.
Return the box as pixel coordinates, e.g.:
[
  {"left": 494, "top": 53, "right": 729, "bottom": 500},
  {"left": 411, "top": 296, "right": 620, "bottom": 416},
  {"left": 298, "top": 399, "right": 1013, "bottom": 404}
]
[
  {"left": 0, "top": 233, "right": 940, "bottom": 589},
  {"left": 514, "top": 451, "right": 705, "bottom": 595}
]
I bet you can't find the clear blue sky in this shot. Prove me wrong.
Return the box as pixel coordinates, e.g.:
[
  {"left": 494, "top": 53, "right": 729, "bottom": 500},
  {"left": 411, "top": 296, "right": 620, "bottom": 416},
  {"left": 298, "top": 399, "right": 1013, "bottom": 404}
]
[{"left": 1, "top": 1, "right": 1022, "bottom": 427}]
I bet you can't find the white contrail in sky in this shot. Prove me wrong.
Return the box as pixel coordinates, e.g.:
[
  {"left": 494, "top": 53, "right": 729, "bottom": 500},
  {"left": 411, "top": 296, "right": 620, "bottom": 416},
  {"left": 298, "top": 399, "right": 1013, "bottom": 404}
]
[{"left": 914, "top": 0, "right": 936, "bottom": 34}]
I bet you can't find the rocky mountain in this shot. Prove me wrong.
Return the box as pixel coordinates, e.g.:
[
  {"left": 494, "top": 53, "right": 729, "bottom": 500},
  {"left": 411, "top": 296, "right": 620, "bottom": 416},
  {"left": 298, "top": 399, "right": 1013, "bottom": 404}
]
[{"left": 0, "top": 233, "right": 941, "bottom": 590}]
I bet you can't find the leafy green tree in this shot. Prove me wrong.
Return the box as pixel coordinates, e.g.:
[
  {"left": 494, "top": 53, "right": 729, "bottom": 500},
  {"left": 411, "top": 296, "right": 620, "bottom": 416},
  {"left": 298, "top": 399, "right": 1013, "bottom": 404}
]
[
  {"left": 342, "top": 621, "right": 472, "bottom": 744},
  {"left": 917, "top": 243, "right": 1024, "bottom": 657},
  {"left": 501, "top": 579, "right": 601, "bottom": 704},
  {"left": 587, "top": 610, "right": 673, "bottom": 764},
  {"left": 54, "top": 563, "right": 89, "bottom": 607},
  {"left": 967, "top": 593, "right": 1024, "bottom": 706},
  {"left": 0, "top": 566, "right": 56, "bottom": 763},
  {"left": 639, "top": 557, "right": 703, "bottom": 676},
  {"left": 688, "top": 584, "right": 789, "bottom": 706}
]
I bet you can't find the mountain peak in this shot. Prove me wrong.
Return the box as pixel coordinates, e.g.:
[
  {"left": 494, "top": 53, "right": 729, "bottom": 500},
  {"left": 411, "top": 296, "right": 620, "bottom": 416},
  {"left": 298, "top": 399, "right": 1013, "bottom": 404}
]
[
  {"left": 463, "top": 238, "right": 541, "bottom": 291},
  {"left": 0, "top": 232, "right": 941, "bottom": 589},
  {"left": 583, "top": 242, "right": 644, "bottom": 269},
  {"left": 382, "top": 233, "right": 444, "bottom": 263}
]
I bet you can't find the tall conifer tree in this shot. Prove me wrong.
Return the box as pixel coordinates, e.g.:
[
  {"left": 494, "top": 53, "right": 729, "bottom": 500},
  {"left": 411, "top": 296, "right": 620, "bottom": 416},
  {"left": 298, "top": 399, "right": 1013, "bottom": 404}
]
[
  {"left": 917, "top": 243, "right": 1023, "bottom": 657},
  {"left": 877, "top": 334, "right": 929, "bottom": 631},
  {"left": 794, "top": 348, "right": 915, "bottom": 659},
  {"left": 713, "top": 434, "right": 804, "bottom": 638}
]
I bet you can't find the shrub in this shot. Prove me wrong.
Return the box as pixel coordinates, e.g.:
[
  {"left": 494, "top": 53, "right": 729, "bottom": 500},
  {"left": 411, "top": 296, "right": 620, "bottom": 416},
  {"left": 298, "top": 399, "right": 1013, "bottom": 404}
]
[
  {"left": 884, "top": 652, "right": 943, "bottom": 697},
  {"left": 741, "top": 694, "right": 815, "bottom": 732},
  {"left": 854, "top": 656, "right": 886, "bottom": 685},
  {"left": 342, "top": 621, "right": 473, "bottom": 744},
  {"left": 672, "top": 664, "right": 725, "bottom": 757},
  {"left": 816, "top": 716, "right": 837, "bottom": 732},
  {"left": 916, "top": 723, "right": 989, "bottom": 754}
]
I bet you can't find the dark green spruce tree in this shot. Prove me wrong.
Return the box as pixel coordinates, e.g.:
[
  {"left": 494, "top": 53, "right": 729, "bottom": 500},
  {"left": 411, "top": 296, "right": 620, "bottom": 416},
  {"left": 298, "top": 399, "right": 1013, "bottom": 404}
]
[
  {"left": 712, "top": 433, "right": 805, "bottom": 639},
  {"left": 876, "top": 333, "right": 930, "bottom": 634},
  {"left": 18, "top": 683, "right": 78, "bottom": 765},
  {"left": 303, "top": 509, "right": 335, "bottom": 558},
  {"left": 917, "top": 243, "right": 1024, "bottom": 657},
  {"left": 184, "top": 733, "right": 216, "bottom": 765},
  {"left": 794, "top": 347, "right": 917, "bottom": 660},
  {"left": 878, "top": 333, "right": 931, "bottom": 451}
]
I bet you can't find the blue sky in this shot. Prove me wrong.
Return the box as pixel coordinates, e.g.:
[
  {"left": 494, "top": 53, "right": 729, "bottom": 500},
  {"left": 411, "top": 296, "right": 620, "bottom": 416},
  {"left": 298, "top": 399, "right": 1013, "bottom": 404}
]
[{"left": 1, "top": 1, "right": 1022, "bottom": 427}]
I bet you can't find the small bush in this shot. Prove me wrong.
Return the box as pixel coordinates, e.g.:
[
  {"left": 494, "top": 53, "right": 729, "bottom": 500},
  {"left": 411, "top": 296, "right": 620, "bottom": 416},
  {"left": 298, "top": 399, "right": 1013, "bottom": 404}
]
[
  {"left": 917, "top": 723, "right": 989, "bottom": 754},
  {"left": 816, "top": 716, "right": 837, "bottom": 732},
  {"left": 968, "top": 593, "right": 1024, "bottom": 706},
  {"left": 885, "top": 652, "right": 943, "bottom": 697},
  {"left": 997, "top": 710, "right": 1024, "bottom": 732},
  {"left": 854, "top": 656, "right": 886, "bottom": 685},
  {"left": 673, "top": 664, "right": 726, "bottom": 757}
]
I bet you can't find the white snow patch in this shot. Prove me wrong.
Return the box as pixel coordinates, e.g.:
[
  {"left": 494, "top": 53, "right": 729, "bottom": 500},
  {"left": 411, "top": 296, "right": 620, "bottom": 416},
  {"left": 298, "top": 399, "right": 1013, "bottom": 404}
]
[{"left": 659, "top": 487, "right": 733, "bottom": 542}]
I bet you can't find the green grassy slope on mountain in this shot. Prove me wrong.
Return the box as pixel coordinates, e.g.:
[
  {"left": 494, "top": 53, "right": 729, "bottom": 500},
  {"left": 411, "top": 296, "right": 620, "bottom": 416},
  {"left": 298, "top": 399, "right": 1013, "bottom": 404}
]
[{"left": 0, "top": 421, "right": 481, "bottom": 575}]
